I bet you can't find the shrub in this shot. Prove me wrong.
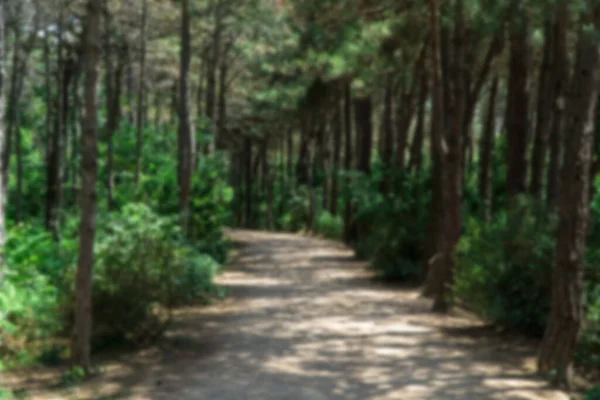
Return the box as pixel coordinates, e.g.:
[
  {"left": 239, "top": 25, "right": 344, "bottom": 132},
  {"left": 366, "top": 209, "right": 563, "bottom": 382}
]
[
  {"left": 350, "top": 170, "right": 430, "bottom": 282},
  {"left": 91, "top": 203, "right": 221, "bottom": 346},
  {"left": 314, "top": 211, "right": 343, "bottom": 240},
  {"left": 0, "top": 224, "right": 71, "bottom": 368},
  {"left": 454, "top": 198, "right": 555, "bottom": 336}
]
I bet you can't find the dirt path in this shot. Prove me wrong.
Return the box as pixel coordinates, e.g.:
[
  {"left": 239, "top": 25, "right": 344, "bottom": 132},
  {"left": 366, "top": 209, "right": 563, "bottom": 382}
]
[{"left": 5, "top": 230, "right": 570, "bottom": 399}]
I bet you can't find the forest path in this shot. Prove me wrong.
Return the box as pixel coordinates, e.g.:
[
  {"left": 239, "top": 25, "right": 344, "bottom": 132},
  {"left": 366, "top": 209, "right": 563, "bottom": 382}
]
[{"left": 10, "top": 230, "right": 569, "bottom": 400}]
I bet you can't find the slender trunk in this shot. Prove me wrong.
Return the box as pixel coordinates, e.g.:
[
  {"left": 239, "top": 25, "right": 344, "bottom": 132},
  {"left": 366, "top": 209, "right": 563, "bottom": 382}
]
[
  {"left": 3, "top": 25, "right": 20, "bottom": 187},
  {"left": 296, "top": 114, "right": 310, "bottom": 185},
  {"left": 538, "top": 9, "right": 600, "bottom": 387},
  {"left": 423, "top": 0, "right": 446, "bottom": 297},
  {"left": 342, "top": 84, "right": 354, "bottom": 242},
  {"left": 381, "top": 82, "right": 394, "bottom": 193},
  {"left": 409, "top": 70, "right": 428, "bottom": 172},
  {"left": 206, "top": 0, "right": 222, "bottom": 153},
  {"left": 196, "top": 55, "right": 205, "bottom": 119},
  {"left": 547, "top": 2, "right": 568, "bottom": 209},
  {"left": 479, "top": 75, "right": 499, "bottom": 222},
  {"left": 432, "top": 0, "right": 466, "bottom": 312},
  {"left": 286, "top": 125, "right": 293, "bottom": 181},
  {"left": 355, "top": 97, "right": 373, "bottom": 174},
  {"left": 244, "top": 137, "right": 253, "bottom": 228},
  {"left": 529, "top": 22, "right": 554, "bottom": 199},
  {"left": 330, "top": 94, "right": 342, "bottom": 215},
  {"left": 0, "top": 0, "right": 6, "bottom": 273},
  {"left": 45, "top": 9, "right": 65, "bottom": 239},
  {"left": 506, "top": 2, "right": 530, "bottom": 200},
  {"left": 134, "top": 0, "right": 148, "bottom": 187},
  {"left": 216, "top": 44, "right": 229, "bottom": 150},
  {"left": 104, "top": 4, "right": 115, "bottom": 210},
  {"left": 177, "top": 0, "right": 195, "bottom": 232},
  {"left": 72, "top": 0, "right": 101, "bottom": 372}
]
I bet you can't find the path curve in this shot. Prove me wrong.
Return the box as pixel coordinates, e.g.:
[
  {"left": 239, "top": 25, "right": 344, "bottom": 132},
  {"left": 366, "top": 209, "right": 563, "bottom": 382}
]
[{"left": 11, "top": 230, "right": 569, "bottom": 399}]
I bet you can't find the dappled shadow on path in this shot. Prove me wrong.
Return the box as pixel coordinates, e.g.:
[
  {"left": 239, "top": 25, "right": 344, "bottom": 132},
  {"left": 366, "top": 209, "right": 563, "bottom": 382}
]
[{"left": 4, "top": 230, "right": 568, "bottom": 400}]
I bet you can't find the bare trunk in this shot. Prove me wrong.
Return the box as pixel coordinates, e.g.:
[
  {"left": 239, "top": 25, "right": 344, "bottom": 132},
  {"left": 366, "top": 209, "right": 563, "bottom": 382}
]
[
  {"left": 409, "top": 70, "right": 428, "bottom": 172},
  {"left": 422, "top": 0, "right": 447, "bottom": 298},
  {"left": 342, "top": 84, "right": 354, "bottom": 243},
  {"left": 330, "top": 94, "right": 342, "bottom": 215},
  {"left": 206, "top": 0, "right": 222, "bottom": 153},
  {"left": 381, "top": 82, "right": 394, "bottom": 193},
  {"left": 538, "top": 9, "right": 600, "bottom": 387},
  {"left": 244, "top": 137, "right": 253, "bottom": 228},
  {"left": 529, "top": 22, "right": 554, "bottom": 199},
  {"left": 72, "top": 0, "right": 100, "bottom": 372},
  {"left": 506, "top": 2, "right": 530, "bottom": 199},
  {"left": 0, "top": 1, "right": 6, "bottom": 272},
  {"left": 546, "top": 2, "right": 568, "bottom": 209},
  {"left": 134, "top": 0, "right": 148, "bottom": 187},
  {"left": 177, "top": 0, "right": 195, "bottom": 232},
  {"left": 45, "top": 9, "right": 66, "bottom": 239},
  {"left": 479, "top": 75, "right": 499, "bottom": 222}
]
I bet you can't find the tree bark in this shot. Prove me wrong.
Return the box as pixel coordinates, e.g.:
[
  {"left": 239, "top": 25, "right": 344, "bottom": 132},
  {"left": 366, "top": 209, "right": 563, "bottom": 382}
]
[
  {"left": 409, "top": 69, "right": 428, "bottom": 172},
  {"left": 381, "top": 81, "right": 394, "bottom": 193},
  {"left": 342, "top": 83, "right": 354, "bottom": 243},
  {"left": 45, "top": 8, "right": 66, "bottom": 239},
  {"left": 72, "top": 0, "right": 101, "bottom": 372},
  {"left": 479, "top": 75, "right": 498, "bottom": 222},
  {"left": 506, "top": 1, "right": 530, "bottom": 200},
  {"left": 355, "top": 97, "right": 373, "bottom": 174},
  {"left": 244, "top": 137, "right": 253, "bottom": 228},
  {"left": 0, "top": 0, "right": 6, "bottom": 274},
  {"left": 546, "top": 2, "right": 569, "bottom": 209},
  {"left": 330, "top": 94, "right": 342, "bottom": 215},
  {"left": 134, "top": 0, "right": 148, "bottom": 187},
  {"left": 422, "top": 0, "right": 447, "bottom": 298},
  {"left": 206, "top": 0, "right": 222, "bottom": 153},
  {"left": 529, "top": 21, "right": 554, "bottom": 200},
  {"left": 537, "top": 9, "right": 600, "bottom": 387},
  {"left": 177, "top": 0, "right": 195, "bottom": 232}
]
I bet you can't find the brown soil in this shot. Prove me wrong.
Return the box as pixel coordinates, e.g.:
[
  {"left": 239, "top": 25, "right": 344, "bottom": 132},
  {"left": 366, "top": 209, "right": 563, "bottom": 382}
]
[{"left": 1, "top": 230, "right": 570, "bottom": 399}]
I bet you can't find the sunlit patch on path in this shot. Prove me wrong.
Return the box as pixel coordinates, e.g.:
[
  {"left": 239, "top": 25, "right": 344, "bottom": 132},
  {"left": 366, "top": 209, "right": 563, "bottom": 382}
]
[{"left": 4, "top": 230, "right": 568, "bottom": 399}]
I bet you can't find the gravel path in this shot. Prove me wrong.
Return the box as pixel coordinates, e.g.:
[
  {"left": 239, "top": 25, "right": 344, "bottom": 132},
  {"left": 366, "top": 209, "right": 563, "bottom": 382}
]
[{"left": 6, "top": 230, "right": 569, "bottom": 399}]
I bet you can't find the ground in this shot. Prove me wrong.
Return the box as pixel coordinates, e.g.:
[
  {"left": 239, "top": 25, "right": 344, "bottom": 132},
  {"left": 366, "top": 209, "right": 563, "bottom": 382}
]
[{"left": 2, "top": 230, "right": 570, "bottom": 399}]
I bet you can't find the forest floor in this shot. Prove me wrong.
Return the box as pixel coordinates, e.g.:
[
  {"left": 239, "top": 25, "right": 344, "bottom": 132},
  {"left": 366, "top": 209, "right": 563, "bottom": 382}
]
[{"left": 2, "top": 230, "right": 572, "bottom": 399}]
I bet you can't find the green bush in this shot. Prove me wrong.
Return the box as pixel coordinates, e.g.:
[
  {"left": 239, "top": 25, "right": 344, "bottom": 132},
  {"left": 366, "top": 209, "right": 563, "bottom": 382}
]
[
  {"left": 0, "top": 224, "right": 71, "bottom": 368},
  {"left": 454, "top": 198, "right": 555, "bottom": 336},
  {"left": 91, "top": 203, "right": 221, "bottom": 346},
  {"left": 350, "top": 169, "right": 430, "bottom": 282},
  {"left": 314, "top": 211, "right": 343, "bottom": 240}
]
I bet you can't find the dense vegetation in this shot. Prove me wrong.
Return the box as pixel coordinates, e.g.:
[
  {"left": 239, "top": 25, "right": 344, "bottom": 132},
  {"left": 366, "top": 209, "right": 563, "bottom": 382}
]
[{"left": 1, "top": 0, "right": 600, "bottom": 396}]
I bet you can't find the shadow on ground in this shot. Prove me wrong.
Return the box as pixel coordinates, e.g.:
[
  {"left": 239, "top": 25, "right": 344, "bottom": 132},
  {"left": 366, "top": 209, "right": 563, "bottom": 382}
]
[{"left": 2, "top": 230, "right": 568, "bottom": 400}]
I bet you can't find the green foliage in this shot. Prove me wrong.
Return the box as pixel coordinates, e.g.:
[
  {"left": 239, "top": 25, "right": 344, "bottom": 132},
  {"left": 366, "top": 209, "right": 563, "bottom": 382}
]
[
  {"left": 454, "top": 197, "right": 555, "bottom": 336},
  {"left": 314, "top": 211, "right": 343, "bottom": 240},
  {"left": 91, "top": 203, "right": 221, "bottom": 346},
  {"left": 350, "top": 168, "right": 430, "bottom": 282},
  {"left": 585, "top": 386, "right": 600, "bottom": 400}
]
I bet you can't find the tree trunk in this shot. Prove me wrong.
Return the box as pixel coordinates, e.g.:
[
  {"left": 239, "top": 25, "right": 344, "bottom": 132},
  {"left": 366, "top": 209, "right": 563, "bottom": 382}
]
[
  {"left": 381, "top": 82, "right": 394, "bottom": 193},
  {"left": 45, "top": 10, "right": 66, "bottom": 239},
  {"left": 72, "top": 0, "right": 100, "bottom": 372},
  {"left": 409, "top": 69, "right": 428, "bottom": 172},
  {"left": 330, "top": 94, "right": 342, "bottom": 215},
  {"left": 0, "top": 0, "right": 6, "bottom": 274},
  {"left": 479, "top": 75, "right": 498, "bottom": 222},
  {"left": 546, "top": 2, "right": 569, "bottom": 209},
  {"left": 177, "top": 0, "right": 195, "bottom": 232},
  {"left": 422, "top": 0, "right": 447, "bottom": 298},
  {"left": 529, "top": 22, "right": 554, "bottom": 200},
  {"left": 506, "top": 2, "right": 530, "bottom": 200},
  {"left": 342, "top": 84, "right": 354, "bottom": 243},
  {"left": 244, "top": 137, "right": 253, "bottom": 228},
  {"left": 206, "top": 0, "right": 222, "bottom": 153},
  {"left": 430, "top": 0, "right": 466, "bottom": 312},
  {"left": 537, "top": 9, "right": 600, "bottom": 387},
  {"left": 355, "top": 97, "right": 373, "bottom": 174},
  {"left": 134, "top": 0, "right": 148, "bottom": 187},
  {"left": 286, "top": 125, "right": 293, "bottom": 181},
  {"left": 196, "top": 54, "right": 206, "bottom": 119},
  {"left": 216, "top": 44, "right": 229, "bottom": 150}
]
